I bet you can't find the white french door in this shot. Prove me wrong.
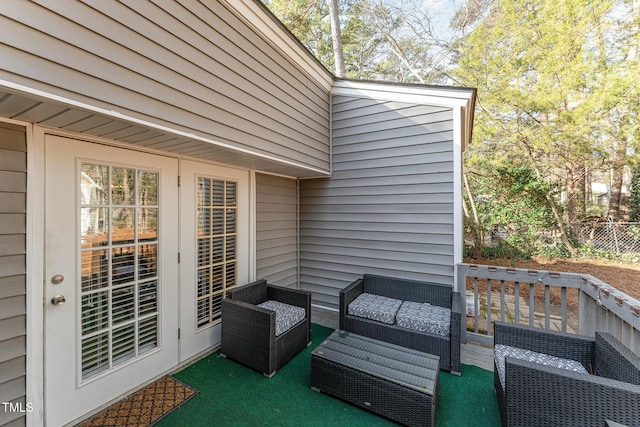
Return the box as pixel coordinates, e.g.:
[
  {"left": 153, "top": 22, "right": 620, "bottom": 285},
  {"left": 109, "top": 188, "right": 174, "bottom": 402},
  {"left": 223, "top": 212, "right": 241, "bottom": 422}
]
[
  {"left": 44, "top": 136, "right": 180, "bottom": 427},
  {"left": 179, "top": 160, "right": 250, "bottom": 361}
]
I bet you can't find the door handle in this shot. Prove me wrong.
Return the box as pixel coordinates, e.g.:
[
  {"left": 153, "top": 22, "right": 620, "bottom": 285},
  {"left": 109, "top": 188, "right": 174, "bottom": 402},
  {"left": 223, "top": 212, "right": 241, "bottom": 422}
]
[{"left": 51, "top": 295, "right": 66, "bottom": 305}]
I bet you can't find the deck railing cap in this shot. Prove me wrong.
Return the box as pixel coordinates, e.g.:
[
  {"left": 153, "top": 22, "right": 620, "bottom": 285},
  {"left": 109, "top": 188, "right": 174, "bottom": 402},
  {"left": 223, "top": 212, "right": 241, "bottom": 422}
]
[{"left": 458, "top": 262, "right": 640, "bottom": 330}]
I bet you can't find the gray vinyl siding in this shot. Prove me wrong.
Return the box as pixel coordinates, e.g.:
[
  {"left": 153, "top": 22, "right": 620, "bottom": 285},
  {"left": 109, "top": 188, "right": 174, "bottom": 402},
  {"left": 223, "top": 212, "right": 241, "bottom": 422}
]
[
  {"left": 0, "top": 0, "right": 331, "bottom": 173},
  {"left": 300, "top": 95, "right": 456, "bottom": 309},
  {"left": 0, "top": 123, "right": 26, "bottom": 427},
  {"left": 256, "top": 173, "right": 298, "bottom": 288}
]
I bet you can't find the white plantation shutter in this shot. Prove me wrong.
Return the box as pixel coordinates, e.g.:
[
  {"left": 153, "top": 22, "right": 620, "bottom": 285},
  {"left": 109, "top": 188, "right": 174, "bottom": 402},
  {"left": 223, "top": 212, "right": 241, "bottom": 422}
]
[{"left": 196, "top": 177, "right": 238, "bottom": 327}]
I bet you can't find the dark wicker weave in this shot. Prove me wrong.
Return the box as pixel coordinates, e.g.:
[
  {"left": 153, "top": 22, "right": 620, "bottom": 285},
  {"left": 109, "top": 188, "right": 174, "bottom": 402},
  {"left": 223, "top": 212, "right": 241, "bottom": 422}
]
[
  {"left": 339, "top": 274, "right": 462, "bottom": 374},
  {"left": 311, "top": 331, "right": 440, "bottom": 427},
  {"left": 494, "top": 321, "right": 640, "bottom": 427},
  {"left": 220, "top": 279, "right": 311, "bottom": 377}
]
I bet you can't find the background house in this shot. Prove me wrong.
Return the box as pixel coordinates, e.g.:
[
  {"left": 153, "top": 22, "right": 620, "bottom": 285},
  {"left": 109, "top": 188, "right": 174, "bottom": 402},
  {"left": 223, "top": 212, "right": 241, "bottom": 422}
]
[{"left": 0, "top": 1, "right": 474, "bottom": 425}]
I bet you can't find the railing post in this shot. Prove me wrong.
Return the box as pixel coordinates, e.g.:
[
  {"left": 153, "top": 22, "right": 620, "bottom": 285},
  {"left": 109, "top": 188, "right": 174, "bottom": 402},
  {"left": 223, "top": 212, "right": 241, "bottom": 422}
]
[
  {"left": 456, "top": 264, "right": 468, "bottom": 344},
  {"left": 578, "top": 289, "right": 596, "bottom": 337}
]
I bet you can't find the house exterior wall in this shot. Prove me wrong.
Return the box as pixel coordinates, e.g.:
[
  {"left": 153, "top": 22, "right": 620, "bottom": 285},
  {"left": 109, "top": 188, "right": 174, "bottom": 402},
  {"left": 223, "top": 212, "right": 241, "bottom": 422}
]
[
  {"left": 0, "top": 0, "right": 332, "bottom": 174},
  {"left": 256, "top": 173, "right": 298, "bottom": 288},
  {"left": 0, "top": 3, "right": 476, "bottom": 423},
  {"left": 0, "top": 123, "right": 27, "bottom": 427},
  {"left": 300, "top": 95, "right": 456, "bottom": 309}
]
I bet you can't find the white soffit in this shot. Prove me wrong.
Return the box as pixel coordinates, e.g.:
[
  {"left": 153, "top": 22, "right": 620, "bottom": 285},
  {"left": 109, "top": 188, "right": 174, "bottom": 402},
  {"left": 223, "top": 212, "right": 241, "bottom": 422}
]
[{"left": 0, "top": 81, "right": 330, "bottom": 177}]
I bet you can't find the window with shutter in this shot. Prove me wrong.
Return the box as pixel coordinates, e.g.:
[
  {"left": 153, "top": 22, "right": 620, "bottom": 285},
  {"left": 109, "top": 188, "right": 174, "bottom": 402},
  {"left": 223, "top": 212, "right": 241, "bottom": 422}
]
[{"left": 196, "top": 177, "right": 237, "bottom": 327}]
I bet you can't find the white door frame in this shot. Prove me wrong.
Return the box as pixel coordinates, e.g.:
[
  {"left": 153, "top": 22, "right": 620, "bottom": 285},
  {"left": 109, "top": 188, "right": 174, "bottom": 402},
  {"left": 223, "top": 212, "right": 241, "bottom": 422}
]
[
  {"left": 43, "top": 134, "right": 180, "bottom": 426},
  {"left": 25, "top": 122, "right": 44, "bottom": 427}
]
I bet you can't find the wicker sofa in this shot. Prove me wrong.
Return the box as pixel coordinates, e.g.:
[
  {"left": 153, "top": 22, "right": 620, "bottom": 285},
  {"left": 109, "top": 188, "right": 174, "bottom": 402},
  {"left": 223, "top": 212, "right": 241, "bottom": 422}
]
[
  {"left": 339, "top": 274, "right": 462, "bottom": 374},
  {"left": 220, "top": 279, "right": 311, "bottom": 377},
  {"left": 494, "top": 321, "right": 640, "bottom": 427}
]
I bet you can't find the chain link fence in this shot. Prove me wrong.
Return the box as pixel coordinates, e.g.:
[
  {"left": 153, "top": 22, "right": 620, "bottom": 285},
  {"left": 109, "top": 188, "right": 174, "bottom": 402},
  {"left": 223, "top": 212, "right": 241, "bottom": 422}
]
[
  {"left": 568, "top": 221, "right": 640, "bottom": 254},
  {"left": 481, "top": 222, "right": 640, "bottom": 255}
]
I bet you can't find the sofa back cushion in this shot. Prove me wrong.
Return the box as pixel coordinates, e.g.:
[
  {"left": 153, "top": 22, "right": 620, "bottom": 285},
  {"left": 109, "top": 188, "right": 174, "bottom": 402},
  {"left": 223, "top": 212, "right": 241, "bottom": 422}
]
[
  {"left": 595, "top": 332, "right": 640, "bottom": 386},
  {"left": 362, "top": 274, "right": 452, "bottom": 307}
]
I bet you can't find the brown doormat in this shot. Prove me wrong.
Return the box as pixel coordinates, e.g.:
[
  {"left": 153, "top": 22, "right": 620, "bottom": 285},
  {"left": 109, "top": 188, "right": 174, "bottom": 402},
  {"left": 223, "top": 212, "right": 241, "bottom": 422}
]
[{"left": 77, "top": 375, "right": 198, "bottom": 427}]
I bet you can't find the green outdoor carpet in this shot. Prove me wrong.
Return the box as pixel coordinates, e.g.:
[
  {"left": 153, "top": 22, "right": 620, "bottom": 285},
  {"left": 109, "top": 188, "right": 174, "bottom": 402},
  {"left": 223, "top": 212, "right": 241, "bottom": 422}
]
[{"left": 158, "top": 324, "right": 500, "bottom": 426}]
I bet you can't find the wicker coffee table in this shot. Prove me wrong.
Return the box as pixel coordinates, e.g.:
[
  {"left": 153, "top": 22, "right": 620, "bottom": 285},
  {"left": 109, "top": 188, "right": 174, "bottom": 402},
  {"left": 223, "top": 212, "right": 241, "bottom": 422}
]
[{"left": 311, "top": 330, "right": 440, "bottom": 427}]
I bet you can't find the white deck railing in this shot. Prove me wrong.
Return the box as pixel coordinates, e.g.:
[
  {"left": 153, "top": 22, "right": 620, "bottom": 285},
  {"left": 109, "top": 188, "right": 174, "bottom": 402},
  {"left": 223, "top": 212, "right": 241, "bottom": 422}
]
[{"left": 457, "top": 263, "right": 640, "bottom": 353}]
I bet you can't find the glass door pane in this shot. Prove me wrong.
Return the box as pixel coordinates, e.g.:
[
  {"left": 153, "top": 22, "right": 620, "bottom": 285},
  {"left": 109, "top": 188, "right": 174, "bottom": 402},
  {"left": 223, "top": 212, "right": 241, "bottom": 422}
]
[{"left": 80, "top": 163, "right": 160, "bottom": 380}]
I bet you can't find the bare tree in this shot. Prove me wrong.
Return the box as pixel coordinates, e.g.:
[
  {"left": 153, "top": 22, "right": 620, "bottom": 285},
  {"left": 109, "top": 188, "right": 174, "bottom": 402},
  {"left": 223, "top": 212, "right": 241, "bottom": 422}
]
[{"left": 328, "top": 0, "right": 346, "bottom": 77}]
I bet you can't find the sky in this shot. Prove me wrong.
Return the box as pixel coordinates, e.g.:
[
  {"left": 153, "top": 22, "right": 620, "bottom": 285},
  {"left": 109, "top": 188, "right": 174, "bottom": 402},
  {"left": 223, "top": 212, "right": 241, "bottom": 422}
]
[{"left": 421, "top": 0, "right": 466, "bottom": 38}]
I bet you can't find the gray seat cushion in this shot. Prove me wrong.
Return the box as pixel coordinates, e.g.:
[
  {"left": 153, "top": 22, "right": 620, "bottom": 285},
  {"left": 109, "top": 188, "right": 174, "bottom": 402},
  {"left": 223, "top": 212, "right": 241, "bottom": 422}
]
[
  {"left": 257, "top": 300, "right": 306, "bottom": 336},
  {"left": 348, "top": 293, "right": 402, "bottom": 325},
  {"left": 494, "top": 344, "right": 589, "bottom": 389},
  {"left": 396, "top": 301, "right": 451, "bottom": 336}
]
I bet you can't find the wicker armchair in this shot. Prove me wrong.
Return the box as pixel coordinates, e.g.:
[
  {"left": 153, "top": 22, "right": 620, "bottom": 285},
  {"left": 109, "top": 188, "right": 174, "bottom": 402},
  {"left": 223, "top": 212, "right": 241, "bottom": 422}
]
[
  {"left": 220, "top": 279, "right": 311, "bottom": 377},
  {"left": 339, "top": 274, "right": 462, "bottom": 374},
  {"left": 494, "top": 321, "right": 640, "bottom": 427}
]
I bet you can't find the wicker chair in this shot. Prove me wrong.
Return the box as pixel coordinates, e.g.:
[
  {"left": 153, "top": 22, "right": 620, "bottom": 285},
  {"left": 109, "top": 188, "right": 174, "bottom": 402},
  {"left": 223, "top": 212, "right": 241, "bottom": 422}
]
[
  {"left": 494, "top": 321, "right": 640, "bottom": 427},
  {"left": 220, "top": 279, "right": 311, "bottom": 377},
  {"left": 339, "top": 273, "right": 462, "bottom": 374}
]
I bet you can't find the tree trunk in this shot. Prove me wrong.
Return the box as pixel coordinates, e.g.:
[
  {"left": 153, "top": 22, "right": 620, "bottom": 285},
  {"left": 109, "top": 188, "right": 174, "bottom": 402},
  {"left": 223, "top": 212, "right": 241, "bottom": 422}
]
[
  {"left": 585, "top": 165, "right": 592, "bottom": 210},
  {"left": 575, "top": 164, "right": 586, "bottom": 220},
  {"left": 526, "top": 149, "right": 577, "bottom": 255},
  {"left": 608, "top": 140, "right": 626, "bottom": 221},
  {"left": 328, "top": 0, "right": 346, "bottom": 77},
  {"left": 566, "top": 164, "right": 576, "bottom": 223},
  {"left": 609, "top": 174, "right": 623, "bottom": 220},
  {"left": 545, "top": 191, "right": 577, "bottom": 256},
  {"left": 463, "top": 172, "right": 483, "bottom": 258},
  {"left": 630, "top": 165, "right": 640, "bottom": 222},
  {"left": 566, "top": 163, "right": 586, "bottom": 222}
]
